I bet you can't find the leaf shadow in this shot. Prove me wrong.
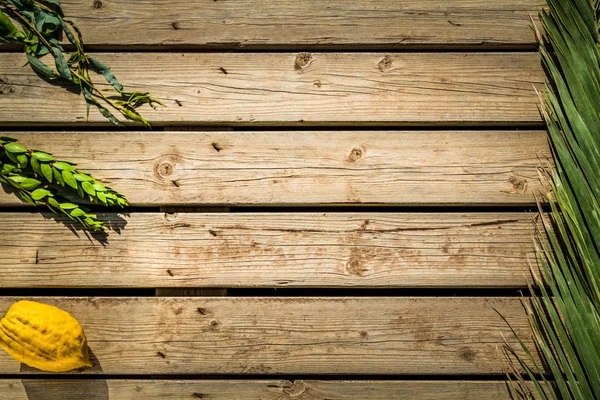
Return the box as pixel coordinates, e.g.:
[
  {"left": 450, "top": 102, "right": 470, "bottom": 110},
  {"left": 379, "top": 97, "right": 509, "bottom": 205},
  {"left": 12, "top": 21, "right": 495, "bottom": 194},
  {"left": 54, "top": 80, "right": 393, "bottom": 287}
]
[
  {"left": 20, "top": 348, "right": 109, "bottom": 400},
  {"left": 1, "top": 183, "right": 128, "bottom": 246},
  {"left": 30, "top": 68, "right": 81, "bottom": 96},
  {"left": 42, "top": 212, "right": 129, "bottom": 246}
]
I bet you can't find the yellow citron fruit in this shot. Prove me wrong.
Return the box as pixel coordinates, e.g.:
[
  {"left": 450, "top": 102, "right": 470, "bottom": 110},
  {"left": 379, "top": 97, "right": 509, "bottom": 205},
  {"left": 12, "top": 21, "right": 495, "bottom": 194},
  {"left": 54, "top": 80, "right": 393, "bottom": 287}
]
[{"left": 0, "top": 300, "right": 92, "bottom": 372}]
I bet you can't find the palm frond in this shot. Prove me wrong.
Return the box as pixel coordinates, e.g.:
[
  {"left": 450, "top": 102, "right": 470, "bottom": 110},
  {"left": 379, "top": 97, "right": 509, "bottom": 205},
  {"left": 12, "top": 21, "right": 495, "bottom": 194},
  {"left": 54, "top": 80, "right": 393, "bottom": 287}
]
[{"left": 505, "top": 0, "right": 600, "bottom": 399}]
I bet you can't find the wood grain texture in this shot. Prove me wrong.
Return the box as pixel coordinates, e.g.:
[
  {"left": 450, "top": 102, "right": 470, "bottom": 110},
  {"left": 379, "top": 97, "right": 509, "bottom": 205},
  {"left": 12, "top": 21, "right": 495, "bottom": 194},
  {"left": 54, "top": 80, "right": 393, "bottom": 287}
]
[
  {"left": 0, "top": 379, "right": 531, "bottom": 399},
  {"left": 155, "top": 206, "right": 229, "bottom": 296},
  {"left": 36, "top": 0, "right": 545, "bottom": 50},
  {"left": 0, "top": 131, "right": 549, "bottom": 206},
  {"left": 0, "top": 212, "right": 536, "bottom": 289},
  {"left": 0, "top": 53, "right": 544, "bottom": 126},
  {"left": 0, "top": 297, "right": 534, "bottom": 375}
]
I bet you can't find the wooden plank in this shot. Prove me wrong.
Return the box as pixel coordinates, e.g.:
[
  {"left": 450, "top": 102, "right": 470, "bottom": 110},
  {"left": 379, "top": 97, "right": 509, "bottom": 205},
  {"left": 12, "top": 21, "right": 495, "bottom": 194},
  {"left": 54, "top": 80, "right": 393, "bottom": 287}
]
[
  {"left": 0, "top": 131, "right": 549, "bottom": 206},
  {"left": 0, "top": 297, "right": 534, "bottom": 375},
  {"left": 0, "top": 53, "right": 544, "bottom": 126},
  {"left": 10, "top": 0, "right": 545, "bottom": 50},
  {"left": 0, "top": 379, "right": 532, "bottom": 399},
  {"left": 156, "top": 206, "right": 229, "bottom": 296},
  {"left": 0, "top": 212, "right": 535, "bottom": 289}
]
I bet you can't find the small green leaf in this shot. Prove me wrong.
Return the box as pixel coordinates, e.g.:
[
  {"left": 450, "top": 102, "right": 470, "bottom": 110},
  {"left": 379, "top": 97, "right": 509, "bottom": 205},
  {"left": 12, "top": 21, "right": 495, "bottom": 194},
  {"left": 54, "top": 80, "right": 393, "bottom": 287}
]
[
  {"left": 7, "top": 176, "right": 26, "bottom": 184},
  {"left": 30, "top": 157, "right": 41, "bottom": 175},
  {"left": 59, "top": 203, "right": 78, "bottom": 210},
  {"left": 44, "top": 0, "right": 64, "bottom": 12},
  {"left": 0, "top": 9, "right": 24, "bottom": 42},
  {"left": 21, "top": 178, "right": 42, "bottom": 191},
  {"left": 81, "top": 181, "right": 95, "bottom": 196},
  {"left": 61, "top": 19, "right": 78, "bottom": 45},
  {"left": 2, "top": 164, "right": 17, "bottom": 175},
  {"left": 62, "top": 170, "right": 77, "bottom": 189},
  {"left": 50, "top": 47, "right": 72, "bottom": 80},
  {"left": 74, "top": 173, "right": 93, "bottom": 182},
  {"left": 5, "top": 151, "right": 19, "bottom": 164},
  {"left": 19, "top": 190, "right": 35, "bottom": 206},
  {"left": 92, "top": 182, "right": 106, "bottom": 192},
  {"left": 53, "top": 161, "right": 76, "bottom": 171},
  {"left": 41, "top": 162, "right": 53, "bottom": 183},
  {"left": 31, "top": 188, "right": 52, "bottom": 201},
  {"left": 16, "top": 154, "right": 28, "bottom": 168},
  {"left": 26, "top": 54, "right": 58, "bottom": 79},
  {"left": 88, "top": 56, "right": 124, "bottom": 92},
  {"left": 97, "top": 191, "right": 107, "bottom": 205},
  {"left": 70, "top": 208, "right": 86, "bottom": 218},
  {"left": 82, "top": 89, "right": 124, "bottom": 127},
  {"left": 4, "top": 142, "right": 27, "bottom": 154},
  {"left": 32, "top": 151, "right": 54, "bottom": 162},
  {"left": 47, "top": 197, "right": 60, "bottom": 208},
  {"left": 53, "top": 167, "right": 64, "bottom": 186}
]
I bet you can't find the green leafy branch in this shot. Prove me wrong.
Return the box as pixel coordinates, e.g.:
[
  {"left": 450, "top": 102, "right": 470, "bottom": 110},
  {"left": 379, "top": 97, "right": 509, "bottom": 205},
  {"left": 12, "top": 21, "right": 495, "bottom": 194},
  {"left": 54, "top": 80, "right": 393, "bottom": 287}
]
[
  {"left": 0, "top": 0, "right": 164, "bottom": 127},
  {"left": 0, "top": 136, "right": 128, "bottom": 231}
]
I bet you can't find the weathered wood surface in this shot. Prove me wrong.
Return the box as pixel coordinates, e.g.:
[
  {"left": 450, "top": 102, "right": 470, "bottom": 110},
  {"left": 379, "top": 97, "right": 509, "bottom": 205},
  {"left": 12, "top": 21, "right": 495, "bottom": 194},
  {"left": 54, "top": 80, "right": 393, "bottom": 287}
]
[
  {"left": 0, "top": 53, "right": 544, "bottom": 126},
  {"left": 0, "top": 297, "right": 533, "bottom": 375},
  {"left": 0, "top": 379, "right": 531, "bottom": 399},
  {"left": 155, "top": 206, "right": 229, "bottom": 296},
  {"left": 0, "top": 131, "right": 549, "bottom": 206},
  {"left": 0, "top": 212, "right": 536, "bottom": 288},
  {"left": 15, "top": 0, "right": 544, "bottom": 50}
]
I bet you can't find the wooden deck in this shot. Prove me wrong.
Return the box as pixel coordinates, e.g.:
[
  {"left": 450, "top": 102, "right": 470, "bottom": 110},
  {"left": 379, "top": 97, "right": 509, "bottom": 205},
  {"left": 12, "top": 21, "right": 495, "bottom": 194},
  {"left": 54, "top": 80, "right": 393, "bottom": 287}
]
[{"left": 0, "top": 1, "right": 545, "bottom": 398}]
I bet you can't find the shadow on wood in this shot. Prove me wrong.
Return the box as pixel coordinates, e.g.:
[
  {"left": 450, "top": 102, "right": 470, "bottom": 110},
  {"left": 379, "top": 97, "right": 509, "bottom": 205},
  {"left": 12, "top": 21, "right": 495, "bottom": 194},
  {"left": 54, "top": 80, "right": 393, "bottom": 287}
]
[
  {"left": 0, "top": 182, "right": 128, "bottom": 245},
  {"left": 19, "top": 348, "right": 108, "bottom": 400}
]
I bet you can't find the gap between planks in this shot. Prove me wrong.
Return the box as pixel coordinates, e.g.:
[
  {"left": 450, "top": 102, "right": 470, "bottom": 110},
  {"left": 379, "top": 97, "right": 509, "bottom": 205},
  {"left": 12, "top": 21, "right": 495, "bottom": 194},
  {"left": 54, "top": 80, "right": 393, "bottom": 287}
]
[
  {"left": 0, "top": 379, "right": 536, "bottom": 399},
  {"left": 3, "top": 0, "right": 545, "bottom": 50},
  {"left": 155, "top": 128, "right": 232, "bottom": 296}
]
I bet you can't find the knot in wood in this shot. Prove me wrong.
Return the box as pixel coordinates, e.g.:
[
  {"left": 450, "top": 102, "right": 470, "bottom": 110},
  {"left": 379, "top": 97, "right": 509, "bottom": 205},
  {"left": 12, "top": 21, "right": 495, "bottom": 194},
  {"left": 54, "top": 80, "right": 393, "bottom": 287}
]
[
  {"left": 209, "top": 319, "right": 221, "bottom": 330},
  {"left": 349, "top": 147, "right": 363, "bottom": 161},
  {"left": 282, "top": 380, "right": 308, "bottom": 397},
  {"left": 0, "top": 84, "right": 15, "bottom": 95},
  {"left": 508, "top": 175, "right": 528, "bottom": 194},
  {"left": 92, "top": 0, "right": 103, "bottom": 9},
  {"left": 378, "top": 55, "right": 393, "bottom": 72},
  {"left": 459, "top": 347, "right": 476, "bottom": 362},
  {"left": 294, "top": 52, "right": 312, "bottom": 71},
  {"left": 156, "top": 162, "right": 174, "bottom": 177},
  {"left": 346, "top": 258, "right": 367, "bottom": 276}
]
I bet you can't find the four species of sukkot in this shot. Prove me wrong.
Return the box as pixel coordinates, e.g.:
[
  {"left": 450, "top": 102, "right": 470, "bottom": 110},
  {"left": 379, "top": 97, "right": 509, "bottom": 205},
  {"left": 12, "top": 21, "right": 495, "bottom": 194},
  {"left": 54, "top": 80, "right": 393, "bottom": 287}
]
[{"left": 0, "top": 0, "right": 599, "bottom": 393}]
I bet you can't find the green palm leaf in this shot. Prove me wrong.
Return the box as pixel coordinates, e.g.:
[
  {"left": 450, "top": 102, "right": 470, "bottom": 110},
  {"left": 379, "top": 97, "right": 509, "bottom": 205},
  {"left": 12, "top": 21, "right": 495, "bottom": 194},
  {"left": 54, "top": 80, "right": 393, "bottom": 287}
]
[{"left": 504, "top": 0, "right": 600, "bottom": 399}]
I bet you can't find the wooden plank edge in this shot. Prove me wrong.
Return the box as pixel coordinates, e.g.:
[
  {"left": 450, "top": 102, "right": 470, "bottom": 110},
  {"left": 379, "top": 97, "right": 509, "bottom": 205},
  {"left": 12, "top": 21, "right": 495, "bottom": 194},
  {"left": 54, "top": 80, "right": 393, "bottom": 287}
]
[
  {"left": 0, "top": 379, "right": 536, "bottom": 399},
  {"left": 0, "top": 297, "right": 536, "bottom": 375},
  {"left": 0, "top": 212, "right": 537, "bottom": 289}
]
